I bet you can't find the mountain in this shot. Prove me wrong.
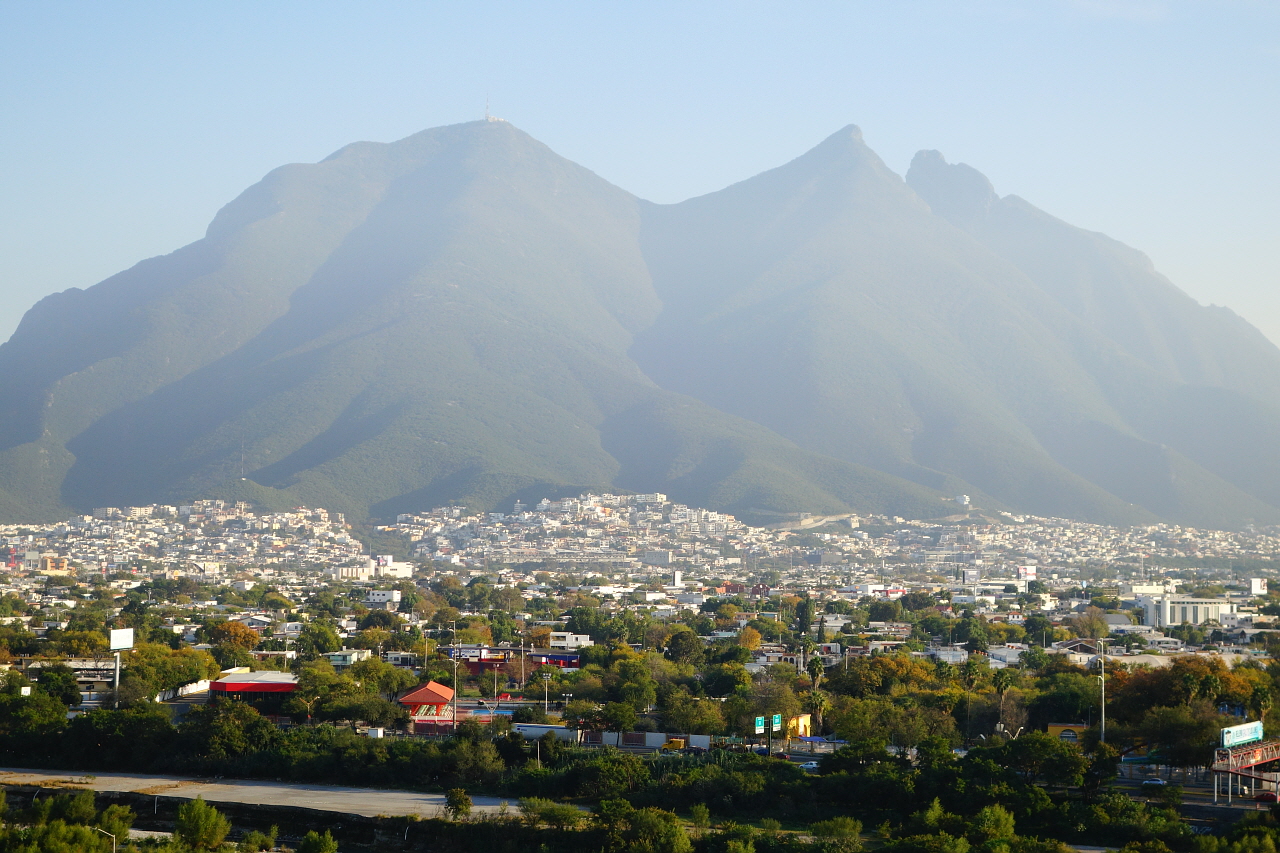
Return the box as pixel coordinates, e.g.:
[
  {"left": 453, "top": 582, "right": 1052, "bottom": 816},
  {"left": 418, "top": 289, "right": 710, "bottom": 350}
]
[
  {"left": 0, "top": 121, "right": 941, "bottom": 524},
  {"left": 632, "top": 127, "right": 1280, "bottom": 529},
  {"left": 1, "top": 120, "right": 1278, "bottom": 528}
]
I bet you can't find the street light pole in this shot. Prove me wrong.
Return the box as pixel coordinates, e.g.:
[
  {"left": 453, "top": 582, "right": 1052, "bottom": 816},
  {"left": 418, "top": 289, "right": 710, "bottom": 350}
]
[
  {"left": 1098, "top": 638, "right": 1107, "bottom": 743},
  {"left": 542, "top": 672, "right": 551, "bottom": 713},
  {"left": 94, "top": 827, "right": 117, "bottom": 853}
]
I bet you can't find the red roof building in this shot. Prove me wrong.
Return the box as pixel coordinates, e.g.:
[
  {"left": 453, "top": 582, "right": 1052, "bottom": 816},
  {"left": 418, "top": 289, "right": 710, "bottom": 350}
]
[
  {"left": 210, "top": 670, "right": 298, "bottom": 696},
  {"left": 399, "top": 680, "right": 455, "bottom": 733}
]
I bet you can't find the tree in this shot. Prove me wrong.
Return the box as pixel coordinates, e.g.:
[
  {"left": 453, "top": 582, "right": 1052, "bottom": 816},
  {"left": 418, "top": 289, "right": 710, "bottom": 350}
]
[
  {"left": 208, "top": 620, "right": 260, "bottom": 650},
  {"left": 297, "top": 830, "right": 339, "bottom": 853},
  {"left": 602, "top": 701, "right": 638, "bottom": 733},
  {"left": 358, "top": 609, "right": 401, "bottom": 631},
  {"left": 175, "top": 797, "right": 230, "bottom": 850},
  {"left": 803, "top": 689, "right": 831, "bottom": 733},
  {"left": 35, "top": 663, "right": 82, "bottom": 706},
  {"left": 796, "top": 596, "right": 816, "bottom": 634},
  {"left": 179, "top": 699, "right": 281, "bottom": 759},
  {"left": 996, "top": 731, "right": 1087, "bottom": 788},
  {"left": 689, "top": 803, "right": 710, "bottom": 838},
  {"left": 445, "top": 788, "right": 472, "bottom": 820},
  {"left": 1070, "top": 607, "right": 1110, "bottom": 640},
  {"left": 992, "top": 667, "right": 1017, "bottom": 726},
  {"left": 738, "top": 626, "right": 762, "bottom": 651},
  {"left": 54, "top": 630, "right": 109, "bottom": 657},
  {"left": 297, "top": 622, "right": 341, "bottom": 658},
  {"left": 808, "top": 655, "right": 826, "bottom": 689},
  {"left": 665, "top": 629, "right": 704, "bottom": 666},
  {"left": 971, "top": 804, "right": 1015, "bottom": 843}
]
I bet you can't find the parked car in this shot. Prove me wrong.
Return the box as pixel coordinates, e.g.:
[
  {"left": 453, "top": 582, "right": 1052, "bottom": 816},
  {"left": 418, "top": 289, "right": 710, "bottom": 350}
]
[{"left": 799, "top": 761, "right": 821, "bottom": 772}]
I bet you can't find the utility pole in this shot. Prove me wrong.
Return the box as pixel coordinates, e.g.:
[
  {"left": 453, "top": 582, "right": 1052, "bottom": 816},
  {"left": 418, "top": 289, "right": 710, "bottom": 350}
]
[
  {"left": 450, "top": 620, "right": 458, "bottom": 733},
  {"left": 542, "top": 672, "right": 551, "bottom": 713}
]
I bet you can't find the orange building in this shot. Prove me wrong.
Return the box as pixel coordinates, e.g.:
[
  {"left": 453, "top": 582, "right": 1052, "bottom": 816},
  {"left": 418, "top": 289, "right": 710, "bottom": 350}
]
[{"left": 400, "top": 681, "right": 455, "bottom": 733}]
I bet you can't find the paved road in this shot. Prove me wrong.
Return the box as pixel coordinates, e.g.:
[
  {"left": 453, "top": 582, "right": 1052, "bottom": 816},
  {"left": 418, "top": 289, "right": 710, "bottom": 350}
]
[{"left": 0, "top": 768, "right": 517, "bottom": 817}]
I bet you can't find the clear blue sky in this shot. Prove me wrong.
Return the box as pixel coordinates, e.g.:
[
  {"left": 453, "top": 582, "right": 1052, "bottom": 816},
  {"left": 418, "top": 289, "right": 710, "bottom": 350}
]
[{"left": 2, "top": 1, "right": 1277, "bottom": 342}]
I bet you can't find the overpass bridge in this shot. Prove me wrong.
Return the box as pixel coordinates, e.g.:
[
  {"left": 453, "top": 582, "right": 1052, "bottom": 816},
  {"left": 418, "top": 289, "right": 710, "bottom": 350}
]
[{"left": 1212, "top": 740, "right": 1280, "bottom": 804}]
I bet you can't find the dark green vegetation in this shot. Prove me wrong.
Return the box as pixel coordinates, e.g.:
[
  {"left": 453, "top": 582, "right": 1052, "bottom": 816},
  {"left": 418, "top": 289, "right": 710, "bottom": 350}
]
[{"left": 4, "top": 120, "right": 1280, "bottom": 527}]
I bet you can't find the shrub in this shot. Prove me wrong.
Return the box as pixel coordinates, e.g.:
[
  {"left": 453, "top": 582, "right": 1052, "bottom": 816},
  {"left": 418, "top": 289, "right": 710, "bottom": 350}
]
[
  {"left": 445, "top": 788, "right": 472, "bottom": 820},
  {"left": 174, "top": 797, "right": 230, "bottom": 851},
  {"left": 297, "top": 829, "right": 339, "bottom": 853}
]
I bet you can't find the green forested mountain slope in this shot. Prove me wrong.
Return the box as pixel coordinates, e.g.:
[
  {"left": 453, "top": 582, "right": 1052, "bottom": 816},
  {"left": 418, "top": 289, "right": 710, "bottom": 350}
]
[{"left": 1, "top": 121, "right": 1276, "bottom": 527}]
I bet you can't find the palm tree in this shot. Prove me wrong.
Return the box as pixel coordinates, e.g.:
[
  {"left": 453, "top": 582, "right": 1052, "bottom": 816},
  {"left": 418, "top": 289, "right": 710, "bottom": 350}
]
[
  {"left": 804, "top": 689, "right": 831, "bottom": 733},
  {"left": 992, "top": 667, "right": 1016, "bottom": 728},
  {"left": 1251, "top": 685, "right": 1273, "bottom": 722}
]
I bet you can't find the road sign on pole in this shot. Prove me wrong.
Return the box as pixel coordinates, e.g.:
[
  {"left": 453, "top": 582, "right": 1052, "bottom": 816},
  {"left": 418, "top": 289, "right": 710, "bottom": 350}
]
[
  {"left": 754, "top": 716, "right": 765, "bottom": 735},
  {"left": 771, "top": 714, "right": 782, "bottom": 729}
]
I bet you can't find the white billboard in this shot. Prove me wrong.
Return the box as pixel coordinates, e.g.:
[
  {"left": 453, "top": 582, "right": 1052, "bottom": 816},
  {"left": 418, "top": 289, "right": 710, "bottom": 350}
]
[
  {"left": 109, "top": 628, "right": 134, "bottom": 651},
  {"left": 1221, "top": 720, "right": 1265, "bottom": 748}
]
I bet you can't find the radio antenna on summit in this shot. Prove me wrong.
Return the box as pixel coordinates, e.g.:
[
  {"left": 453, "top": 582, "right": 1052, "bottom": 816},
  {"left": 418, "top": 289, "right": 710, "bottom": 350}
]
[{"left": 485, "top": 96, "right": 490, "bottom": 122}]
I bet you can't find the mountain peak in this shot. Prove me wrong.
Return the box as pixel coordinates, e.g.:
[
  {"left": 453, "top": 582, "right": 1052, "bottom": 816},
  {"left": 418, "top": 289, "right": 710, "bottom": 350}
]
[{"left": 906, "top": 149, "right": 999, "bottom": 224}]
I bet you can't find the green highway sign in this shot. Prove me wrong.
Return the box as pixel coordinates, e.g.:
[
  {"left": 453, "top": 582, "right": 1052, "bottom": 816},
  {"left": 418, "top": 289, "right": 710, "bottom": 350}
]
[
  {"left": 754, "top": 716, "right": 765, "bottom": 734},
  {"left": 772, "top": 714, "right": 782, "bottom": 728}
]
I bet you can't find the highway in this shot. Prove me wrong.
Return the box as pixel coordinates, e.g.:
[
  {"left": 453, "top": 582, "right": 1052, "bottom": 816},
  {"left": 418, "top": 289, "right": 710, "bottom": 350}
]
[{"left": 0, "top": 768, "right": 517, "bottom": 817}]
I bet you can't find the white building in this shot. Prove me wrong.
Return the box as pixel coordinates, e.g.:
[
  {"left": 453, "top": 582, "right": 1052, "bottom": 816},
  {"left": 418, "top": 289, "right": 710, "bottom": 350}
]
[
  {"left": 549, "top": 632, "right": 593, "bottom": 650},
  {"left": 1137, "top": 595, "right": 1236, "bottom": 628}
]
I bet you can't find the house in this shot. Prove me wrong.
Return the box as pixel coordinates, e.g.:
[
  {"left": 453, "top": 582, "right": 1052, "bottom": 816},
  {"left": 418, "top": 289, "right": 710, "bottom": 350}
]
[
  {"left": 366, "top": 589, "right": 403, "bottom": 609},
  {"left": 549, "top": 632, "right": 592, "bottom": 651},
  {"left": 324, "top": 648, "right": 373, "bottom": 668},
  {"left": 382, "top": 650, "right": 420, "bottom": 667},
  {"left": 1052, "top": 638, "right": 1100, "bottom": 655},
  {"left": 399, "top": 680, "right": 455, "bottom": 733},
  {"left": 987, "top": 644, "right": 1027, "bottom": 669}
]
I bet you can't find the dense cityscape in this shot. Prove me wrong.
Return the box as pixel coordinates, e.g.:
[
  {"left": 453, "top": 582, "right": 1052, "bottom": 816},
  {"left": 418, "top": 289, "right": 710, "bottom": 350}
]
[{"left": 5, "top": 493, "right": 1280, "bottom": 851}]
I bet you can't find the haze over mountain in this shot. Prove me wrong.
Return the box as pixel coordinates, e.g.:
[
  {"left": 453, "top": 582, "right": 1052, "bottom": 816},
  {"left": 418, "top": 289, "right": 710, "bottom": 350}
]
[{"left": 2, "top": 120, "right": 1278, "bottom": 529}]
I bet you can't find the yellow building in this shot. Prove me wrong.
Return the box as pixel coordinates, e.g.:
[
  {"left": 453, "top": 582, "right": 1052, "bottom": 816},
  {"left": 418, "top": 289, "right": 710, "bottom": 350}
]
[
  {"left": 788, "top": 713, "right": 813, "bottom": 739},
  {"left": 1047, "top": 723, "right": 1089, "bottom": 744}
]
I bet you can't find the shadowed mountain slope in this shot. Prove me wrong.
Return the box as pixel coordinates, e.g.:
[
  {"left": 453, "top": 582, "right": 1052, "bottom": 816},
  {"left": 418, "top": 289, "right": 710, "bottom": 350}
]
[
  {"left": 631, "top": 127, "right": 1280, "bottom": 528},
  {"left": 0, "top": 121, "right": 942, "bottom": 524}
]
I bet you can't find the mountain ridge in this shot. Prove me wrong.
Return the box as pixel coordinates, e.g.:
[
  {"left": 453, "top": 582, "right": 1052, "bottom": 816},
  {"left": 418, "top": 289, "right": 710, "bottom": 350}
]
[{"left": 0, "top": 120, "right": 1276, "bottom": 529}]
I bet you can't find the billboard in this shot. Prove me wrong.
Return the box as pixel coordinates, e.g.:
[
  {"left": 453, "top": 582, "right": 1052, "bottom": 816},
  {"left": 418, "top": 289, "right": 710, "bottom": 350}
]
[
  {"left": 1221, "top": 720, "right": 1265, "bottom": 748},
  {"left": 109, "top": 628, "right": 134, "bottom": 651}
]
